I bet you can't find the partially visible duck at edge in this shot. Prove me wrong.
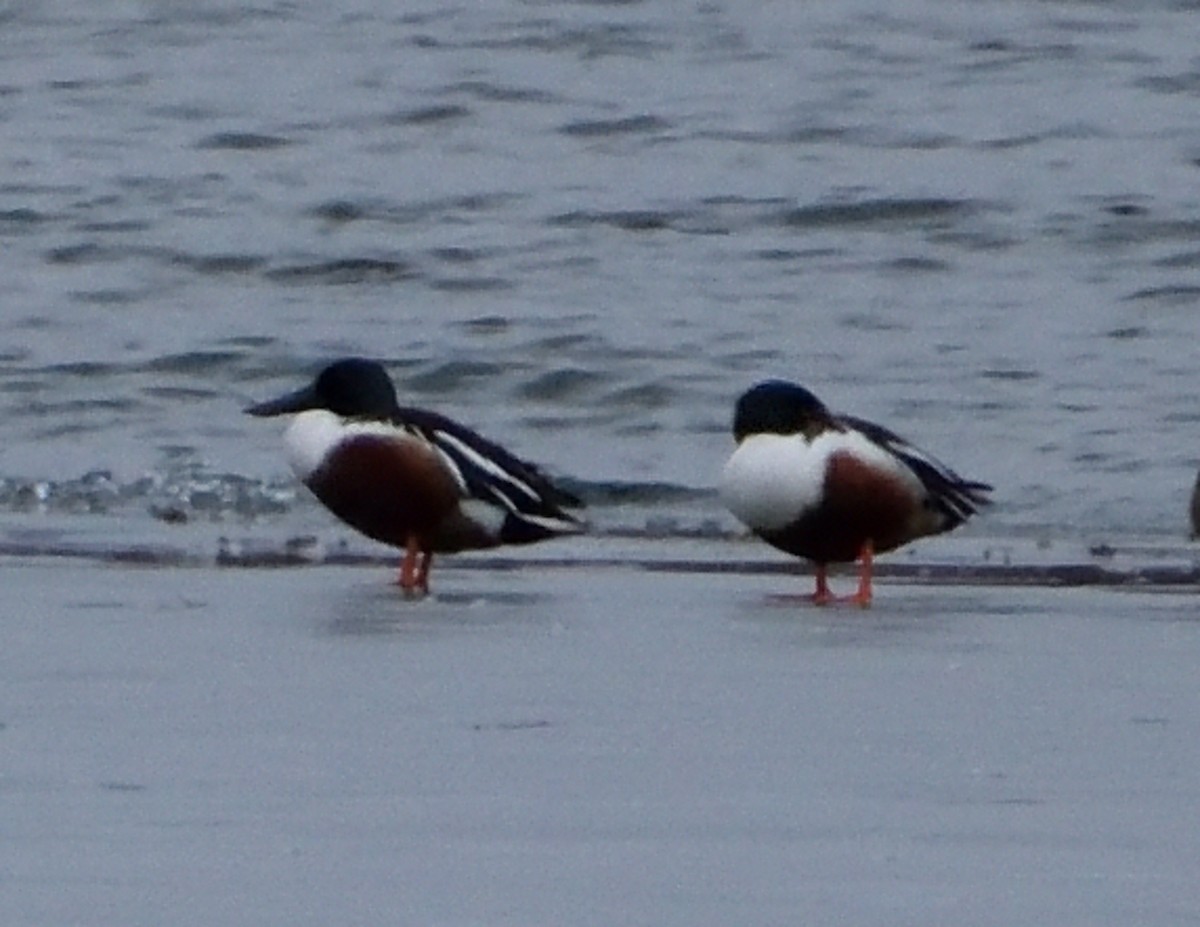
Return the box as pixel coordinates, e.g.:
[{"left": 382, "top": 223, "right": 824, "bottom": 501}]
[{"left": 1190, "top": 469, "right": 1200, "bottom": 540}]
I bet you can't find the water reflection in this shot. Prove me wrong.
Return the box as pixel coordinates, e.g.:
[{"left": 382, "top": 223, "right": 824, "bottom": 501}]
[{"left": 320, "top": 578, "right": 552, "bottom": 639}]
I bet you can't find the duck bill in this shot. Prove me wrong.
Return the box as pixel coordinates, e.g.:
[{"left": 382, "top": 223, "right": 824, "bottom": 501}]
[{"left": 244, "top": 384, "right": 319, "bottom": 417}]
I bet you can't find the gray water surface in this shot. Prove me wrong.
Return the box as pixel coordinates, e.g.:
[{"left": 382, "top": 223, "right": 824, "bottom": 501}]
[{"left": 2, "top": 1, "right": 1199, "bottom": 555}]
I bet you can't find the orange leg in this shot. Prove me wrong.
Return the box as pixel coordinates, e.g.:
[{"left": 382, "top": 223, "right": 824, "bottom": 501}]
[
  {"left": 397, "top": 535, "right": 426, "bottom": 594},
  {"left": 807, "top": 541, "right": 874, "bottom": 607},
  {"left": 845, "top": 539, "right": 874, "bottom": 607},
  {"left": 811, "top": 563, "right": 835, "bottom": 606},
  {"left": 415, "top": 550, "right": 433, "bottom": 593}
]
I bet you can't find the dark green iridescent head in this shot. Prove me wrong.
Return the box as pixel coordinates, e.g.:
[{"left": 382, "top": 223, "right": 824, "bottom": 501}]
[
  {"left": 731, "top": 380, "right": 832, "bottom": 442},
  {"left": 245, "top": 357, "right": 398, "bottom": 421}
]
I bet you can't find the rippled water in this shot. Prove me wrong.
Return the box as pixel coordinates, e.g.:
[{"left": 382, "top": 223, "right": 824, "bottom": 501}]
[{"left": 3, "top": 1, "right": 1200, "bottom": 558}]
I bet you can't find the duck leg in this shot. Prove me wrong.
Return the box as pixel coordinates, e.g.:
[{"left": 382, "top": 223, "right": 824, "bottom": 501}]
[
  {"left": 397, "top": 535, "right": 424, "bottom": 593},
  {"left": 811, "top": 563, "right": 835, "bottom": 605},
  {"left": 415, "top": 550, "right": 433, "bottom": 593},
  {"left": 845, "top": 539, "right": 874, "bottom": 607}
]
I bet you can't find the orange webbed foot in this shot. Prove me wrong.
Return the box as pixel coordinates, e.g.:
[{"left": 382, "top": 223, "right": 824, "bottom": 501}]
[
  {"left": 841, "top": 539, "right": 874, "bottom": 608},
  {"left": 396, "top": 536, "right": 431, "bottom": 596},
  {"left": 810, "top": 564, "right": 835, "bottom": 606},
  {"left": 840, "top": 588, "right": 873, "bottom": 608},
  {"left": 806, "top": 544, "right": 874, "bottom": 608}
]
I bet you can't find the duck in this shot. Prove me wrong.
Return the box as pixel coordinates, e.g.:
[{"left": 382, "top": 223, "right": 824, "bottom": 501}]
[
  {"left": 720, "top": 380, "right": 991, "bottom": 605},
  {"left": 246, "top": 357, "right": 583, "bottom": 593},
  {"left": 1190, "top": 469, "right": 1200, "bottom": 540}
]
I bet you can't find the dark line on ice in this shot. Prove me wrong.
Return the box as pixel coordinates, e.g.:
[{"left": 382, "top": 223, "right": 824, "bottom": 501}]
[{"left": 1, "top": 540, "right": 1199, "bottom": 589}]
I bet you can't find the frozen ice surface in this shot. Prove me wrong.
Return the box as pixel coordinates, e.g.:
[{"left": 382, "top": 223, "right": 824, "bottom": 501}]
[{"left": 2, "top": 558, "right": 1198, "bottom": 926}]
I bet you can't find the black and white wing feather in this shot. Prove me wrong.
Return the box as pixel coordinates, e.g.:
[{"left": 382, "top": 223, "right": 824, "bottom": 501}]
[
  {"left": 396, "top": 406, "right": 584, "bottom": 541},
  {"left": 840, "top": 413, "right": 992, "bottom": 528}
]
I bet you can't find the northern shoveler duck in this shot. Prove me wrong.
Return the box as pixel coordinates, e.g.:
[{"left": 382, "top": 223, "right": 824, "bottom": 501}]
[
  {"left": 720, "top": 380, "right": 992, "bottom": 606},
  {"left": 1190, "top": 469, "right": 1200, "bottom": 540},
  {"left": 246, "top": 358, "right": 584, "bottom": 593}
]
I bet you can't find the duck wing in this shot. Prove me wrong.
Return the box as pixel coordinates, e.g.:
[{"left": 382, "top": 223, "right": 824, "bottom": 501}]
[
  {"left": 395, "top": 406, "right": 583, "bottom": 529},
  {"left": 838, "top": 413, "right": 992, "bottom": 526}
]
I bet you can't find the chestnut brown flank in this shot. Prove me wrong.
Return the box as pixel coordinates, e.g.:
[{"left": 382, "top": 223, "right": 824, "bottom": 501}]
[
  {"left": 305, "top": 435, "right": 472, "bottom": 552},
  {"left": 763, "top": 451, "right": 925, "bottom": 563}
]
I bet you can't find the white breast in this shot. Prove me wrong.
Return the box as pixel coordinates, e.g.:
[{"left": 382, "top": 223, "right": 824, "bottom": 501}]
[
  {"left": 282, "top": 410, "right": 427, "bottom": 481},
  {"left": 720, "top": 429, "right": 920, "bottom": 533}
]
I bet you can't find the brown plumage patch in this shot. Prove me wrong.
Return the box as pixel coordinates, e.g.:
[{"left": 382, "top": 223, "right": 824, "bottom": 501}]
[
  {"left": 305, "top": 434, "right": 476, "bottom": 552},
  {"left": 763, "top": 451, "right": 931, "bottom": 564}
]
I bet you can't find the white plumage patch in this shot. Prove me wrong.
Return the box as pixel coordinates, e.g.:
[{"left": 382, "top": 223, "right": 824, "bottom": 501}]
[
  {"left": 458, "top": 498, "right": 508, "bottom": 536},
  {"left": 720, "top": 428, "right": 922, "bottom": 533},
  {"left": 429, "top": 429, "right": 539, "bottom": 503},
  {"left": 283, "top": 410, "right": 436, "bottom": 482}
]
